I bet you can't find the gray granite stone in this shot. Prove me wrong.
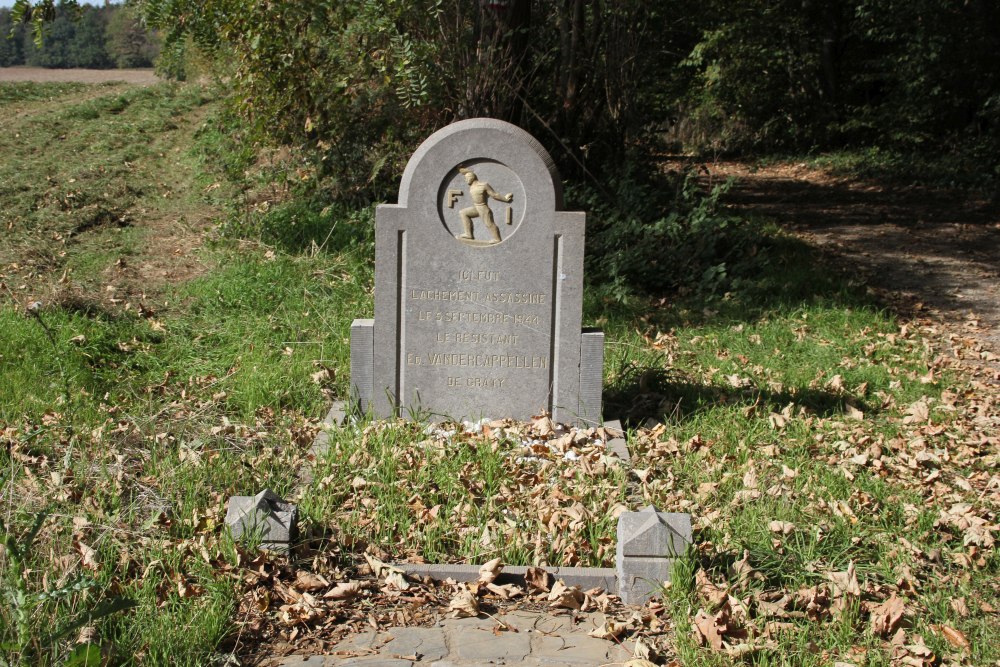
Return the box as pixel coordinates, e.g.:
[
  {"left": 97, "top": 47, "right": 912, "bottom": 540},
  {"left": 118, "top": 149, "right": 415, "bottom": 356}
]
[
  {"left": 353, "top": 118, "right": 603, "bottom": 426},
  {"left": 530, "top": 633, "right": 620, "bottom": 665},
  {"left": 328, "top": 659, "right": 413, "bottom": 667},
  {"left": 602, "top": 419, "right": 630, "bottom": 461},
  {"left": 448, "top": 623, "right": 531, "bottom": 664},
  {"left": 579, "top": 329, "right": 605, "bottom": 427},
  {"left": 273, "top": 657, "right": 327, "bottom": 666},
  {"left": 616, "top": 556, "right": 673, "bottom": 604},
  {"left": 381, "top": 627, "right": 448, "bottom": 661},
  {"left": 324, "top": 401, "right": 347, "bottom": 428},
  {"left": 617, "top": 508, "right": 691, "bottom": 557},
  {"left": 225, "top": 489, "right": 297, "bottom": 552},
  {"left": 310, "top": 401, "right": 348, "bottom": 460},
  {"left": 330, "top": 630, "right": 378, "bottom": 653},
  {"left": 350, "top": 319, "right": 375, "bottom": 414},
  {"left": 615, "top": 506, "right": 692, "bottom": 605}
]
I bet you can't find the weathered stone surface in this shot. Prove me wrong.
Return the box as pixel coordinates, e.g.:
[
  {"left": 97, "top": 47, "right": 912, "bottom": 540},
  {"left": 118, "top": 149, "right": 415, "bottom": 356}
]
[
  {"left": 350, "top": 320, "right": 375, "bottom": 415},
  {"left": 351, "top": 118, "right": 603, "bottom": 426},
  {"left": 382, "top": 627, "right": 448, "bottom": 661},
  {"left": 529, "top": 634, "right": 618, "bottom": 665},
  {"left": 617, "top": 508, "right": 691, "bottom": 557},
  {"left": 269, "top": 611, "right": 637, "bottom": 666},
  {"left": 274, "top": 657, "right": 327, "bottom": 666},
  {"left": 616, "top": 556, "right": 673, "bottom": 604},
  {"left": 616, "top": 506, "right": 692, "bottom": 605},
  {"left": 448, "top": 623, "right": 531, "bottom": 663},
  {"left": 225, "top": 489, "right": 297, "bottom": 551},
  {"left": 328, "top": 630, "right": 378, "bottom": 654},
  {"left": 310, "top": 401, "right": 348, "bottom": 460},
  {"left": 602, "top": 419, "right": 630, "bottom": 461}
]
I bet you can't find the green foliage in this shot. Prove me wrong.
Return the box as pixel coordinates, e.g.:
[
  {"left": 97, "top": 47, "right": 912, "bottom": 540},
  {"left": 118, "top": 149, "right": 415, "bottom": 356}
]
[
  {"left": 134, "top": 0, "right": 680, "bottom": 202},
  {"left": 104, "top": 5, "right": 157, "bottom": 69},
  {"left": 21, "top": 10, "right": 75, "bottom": 67},
  {"left": 9, "top": 0, "right": 78, "bottom": 48},
  {"left": 578, "top": 167, "right": 760, "bottom": 299},
  {"left": 5, "top": 3, "right": 155, "bottom": 70},
  {"left": 0, "top": 10, "right": 27, "bottom": 66},
  {"left": 68, "top": 8, "right": 111, "bottom": 69},
  {"left": 670, "top": 0, "right": 1000, "bottom": 190}
]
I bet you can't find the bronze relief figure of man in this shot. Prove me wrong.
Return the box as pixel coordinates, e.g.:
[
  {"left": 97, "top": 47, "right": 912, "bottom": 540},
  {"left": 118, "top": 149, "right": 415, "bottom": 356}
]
[{"left": 458, "top": 167, "right": 513, "bottom": 243}]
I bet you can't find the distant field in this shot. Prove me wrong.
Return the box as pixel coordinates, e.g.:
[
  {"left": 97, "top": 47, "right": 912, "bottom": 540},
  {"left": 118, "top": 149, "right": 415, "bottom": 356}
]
[{"left": 0, "top": 66, "right": 159, "bottom": 84}]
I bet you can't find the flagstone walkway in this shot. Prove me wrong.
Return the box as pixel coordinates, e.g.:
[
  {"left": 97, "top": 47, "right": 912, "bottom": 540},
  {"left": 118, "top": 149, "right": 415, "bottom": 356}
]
[{"left": 266, "top": 610, "right": 639, "bottom": 667}]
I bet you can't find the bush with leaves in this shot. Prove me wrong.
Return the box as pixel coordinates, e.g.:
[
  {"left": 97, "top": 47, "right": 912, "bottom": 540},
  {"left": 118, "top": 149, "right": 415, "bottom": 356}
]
[
  {"left": 577, "top": 166, "right": 762, "bottom": 299},
  {"left": 134, "top": 0, "right": 683, "bottom": 203}
]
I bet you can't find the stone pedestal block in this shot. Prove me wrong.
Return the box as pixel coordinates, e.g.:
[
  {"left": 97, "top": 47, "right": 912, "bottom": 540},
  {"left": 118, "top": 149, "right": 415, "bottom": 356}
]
[
  {"left": 225, "top": 489, "right": 297, "bottom": 553},
  {"left": 615, "top": 506, "right": 692, "bottom": 604}
]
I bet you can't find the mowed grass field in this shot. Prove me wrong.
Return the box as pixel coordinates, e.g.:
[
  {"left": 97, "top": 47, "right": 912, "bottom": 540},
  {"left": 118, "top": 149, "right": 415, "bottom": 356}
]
[{"left": 1, "top": 80, "right": 998, "bottom": 666}]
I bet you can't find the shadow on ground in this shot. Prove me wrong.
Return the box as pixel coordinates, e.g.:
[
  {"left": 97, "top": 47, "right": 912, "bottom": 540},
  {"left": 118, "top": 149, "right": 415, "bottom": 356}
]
[
  {"left": 708, "top": 159, "right": 1000, "bottom": 329},
  {"left": 603, "top": 368, "right": 868, "bottom": 429},
  {"left": 588, "top": 157, "right": 1000, "bottom": 425}
]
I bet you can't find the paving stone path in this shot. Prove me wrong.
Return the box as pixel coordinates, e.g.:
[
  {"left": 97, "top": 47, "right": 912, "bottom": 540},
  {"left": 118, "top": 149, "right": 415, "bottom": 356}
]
[{"left": 266, "top": 610, "right": 637, "bottom": 667}]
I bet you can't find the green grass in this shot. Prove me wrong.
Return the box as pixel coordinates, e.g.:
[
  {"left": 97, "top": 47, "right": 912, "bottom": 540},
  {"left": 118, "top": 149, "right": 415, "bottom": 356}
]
[
  {"left": 0, "top": 81, "right": 92, "bottom": 106},
  {"left": 2, "top": 80, "right": 998, "bottom": 665}
]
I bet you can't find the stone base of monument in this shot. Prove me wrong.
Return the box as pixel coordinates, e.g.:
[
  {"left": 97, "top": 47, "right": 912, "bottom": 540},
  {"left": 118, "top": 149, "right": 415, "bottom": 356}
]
[
  {"left": 396, "top": 564, "right": 618, "bottom": 592},
  {"left": 304, "top": 411, "right": 693, "bottom": 605},
  {"left": 225, "top": 489, "right": 298, "bottom": 554},
  {"left": 397, "top": 506, "right": 691, "bottom": 606},
  {"left": 309, "top": 401, "right": 347, "bottom": 457}
]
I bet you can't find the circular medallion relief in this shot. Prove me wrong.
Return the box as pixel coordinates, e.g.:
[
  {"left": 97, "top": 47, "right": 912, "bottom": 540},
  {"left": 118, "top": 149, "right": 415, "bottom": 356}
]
[{"left": 437, "top": 159, "right": 526, "bottom": 247}]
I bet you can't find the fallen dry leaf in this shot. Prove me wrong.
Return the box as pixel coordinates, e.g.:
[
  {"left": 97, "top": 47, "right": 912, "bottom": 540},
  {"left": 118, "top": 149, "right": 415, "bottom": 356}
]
[
  {"left": 933, "top": 624, "right": 970, "bottom": 650},
  {"left": 902, "top": 398, "right": 931, "bottom": 424},
  {"left": 827, "top": 561, "right": 861, "bottom": 597},
  {"left": 73, "top": 540, "right": 98, "bottom": 571},
  {"left": 478, "top": 557, "right": 503, "bottom": 585},
  {"left": 693, "top": 609, "right": 725, "bottom": 650},
  {"left": 768, "top": 520, "right": 795, "bottom": 536},
  {"left": 485, "top": 582, "right": 524, "bottom": 599},
  {"left": 588, "top": 619, "right": 626, "bottom": 640},
  {"left": 547, "top": 580, "right": 585, "bottom": 610},
  {"left": 324, "top": 581, "right": 362, "bottom": 600},
  {"left": 365, "top": 554, "right": 410, "bottom": 591},
  {"left": 525, "top": 566, "right": 551, "bottom": 593},
  {"left": 449, "top": 586, "right": 480, "bottom": 618},
  {"left": 695, "top": 569, "right": 728, "bottom": 607},
  {"left": 293, "top": 570, "right": 329, "bottom": 592},
  {"left": 870, "top": 594, "right": 906, "bottom": 638}
]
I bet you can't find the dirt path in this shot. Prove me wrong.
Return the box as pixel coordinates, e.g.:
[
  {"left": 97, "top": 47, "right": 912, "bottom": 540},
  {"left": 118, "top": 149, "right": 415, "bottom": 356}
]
[
  {"left": 0, "top": 66, "right": 160, "bottom": 85},
  {"left": 702, "top": 160, "right": 1000, "bottom": 375}
]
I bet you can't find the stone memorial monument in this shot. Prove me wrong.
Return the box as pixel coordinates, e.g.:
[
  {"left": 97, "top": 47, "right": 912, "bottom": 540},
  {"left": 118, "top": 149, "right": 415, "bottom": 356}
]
[{"left": 350, "top": 118, "right": 604, "bottom": 425}]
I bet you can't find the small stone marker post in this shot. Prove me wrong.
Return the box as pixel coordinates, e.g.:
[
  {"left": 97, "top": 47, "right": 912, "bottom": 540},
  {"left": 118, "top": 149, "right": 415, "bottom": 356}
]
[
  {"left": 351, "top": 118, "right": 603, "bottom": 425},
  {"left": 616, "top": 506, "right": 692, "bottom": 604},
  {"left": 225, "top": 489, "right": 298, "bottom": 554}
]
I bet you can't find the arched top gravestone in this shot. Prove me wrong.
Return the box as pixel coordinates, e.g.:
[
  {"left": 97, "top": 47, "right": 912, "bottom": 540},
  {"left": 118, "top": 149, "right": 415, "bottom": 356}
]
[{"left": 350, "top": 118, "right": 604, "bottom": 425}]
